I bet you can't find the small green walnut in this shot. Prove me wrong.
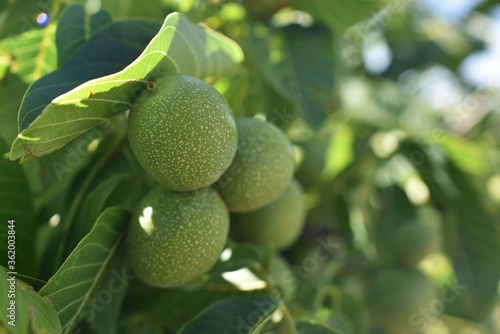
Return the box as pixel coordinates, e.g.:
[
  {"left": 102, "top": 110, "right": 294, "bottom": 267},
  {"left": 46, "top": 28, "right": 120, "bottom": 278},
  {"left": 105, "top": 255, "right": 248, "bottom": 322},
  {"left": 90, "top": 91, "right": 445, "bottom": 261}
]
[
  {"left": 389, "top": 221, "right": 441, "bottom": 266},
  {"left": 367, "top": 268, "right": 437, "bottom": 333},
  {"left": 218, "top": 118, "right": 294, "bottom": 212},
  {"left": 126, "top": 186, "right": 229, "bottom": 288},
  {"left": 230, "top": 179, "right": 306, "bottom": 250}
]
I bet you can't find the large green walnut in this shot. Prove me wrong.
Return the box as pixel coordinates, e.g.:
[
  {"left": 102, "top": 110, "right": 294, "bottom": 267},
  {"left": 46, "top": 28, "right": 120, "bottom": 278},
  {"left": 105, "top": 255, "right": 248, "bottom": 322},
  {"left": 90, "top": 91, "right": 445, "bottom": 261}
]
[
  {"left": 218, "top": 118, "right": 294, "bottom": 212},
  {"left": 367, "top": 268, "right": 437, "bottom": 333},
  {"left": 231, "top": 179, "right": 306, "bottom": 250},
  {"left": 126, "top": 186, "right": 229, "bottom": 288},
  {"left": 128, "top": 74, "right": 237, "bottom": 192},
  {"left": 389, "top": 221, "right": 441, "bottom": 266}
]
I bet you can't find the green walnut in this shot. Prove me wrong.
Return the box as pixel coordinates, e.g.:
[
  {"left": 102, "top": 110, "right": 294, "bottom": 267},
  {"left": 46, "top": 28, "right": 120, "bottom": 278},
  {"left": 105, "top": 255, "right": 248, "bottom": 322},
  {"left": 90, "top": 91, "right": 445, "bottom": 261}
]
[
  {"left": 126, "top": 186, "right": 229, "bottom": 288},
  {"left": 231, "top": 179, "right": 306, "bottom": 250},
  {"left": 128, "top": 74, "right": 237, "bottom": 192},
  {"left": 367, "top": 268, "right": 436, "bottom": 333},
  {"left": 389, "top": 221, "right": 441, "bottom": 266},
  {"left": 218, "top": 118, "right": 294, "bottom": 212}
]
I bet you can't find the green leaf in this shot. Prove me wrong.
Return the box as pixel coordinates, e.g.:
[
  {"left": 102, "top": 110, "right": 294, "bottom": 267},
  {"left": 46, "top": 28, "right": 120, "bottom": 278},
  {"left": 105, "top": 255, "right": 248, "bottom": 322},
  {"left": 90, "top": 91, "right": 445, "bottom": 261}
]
[
  {"left": 177, "top": 297, "right": 280, "bottom": 334},
  {"left": 324, "top": 124, "right": 355, "bottom": 180},
  {"left": 295, "top": 320, "right": 345, "bottom": 334},
  {"left": 0, "top": 268, "right": 47, "bottom": 291},
  {"left": 249, "top": 23, "right": 334, "bottom": 128},
  {"left": 17, "top": 19, "right": 162, "bottom": 132},
  {"left": 0, "top": 137, "right": 36, "bottom": 276},
  {"left": 56, "top": 3, "right": 113, "bottom": 66},
  {"left": 10, "top": 12, "right": 244, "bottom": 161},
  {"left": 292, "top": 0, "right": 383, "bottom": 33},
  {"left": 211, "top": 243, "right": 274, "bottom": 274},
  {"left": 136, "top": 285, "right": 253, "bottom": 331},
  {"left": 0, "top": 75, "right": 28, "bottom": 145},
  {"left": 0, "top": 268, "right": 61, "bottom": 334},
  {"left": 134, "top": 248, "right": 272, "bottom": 332},
  {"left": 399, "top": 141, "right": 500, "bottom": 321},
  {"left": 65, "top": 173, "right": 134, "bottom": 255},
  {"left": 0, "top": 23, "right": 57, "bottom": 84},
  {"left": 435, "top": 132, "right": 490, "bottom": 175},
  {"left": 101, "top": 0, "right": 168, "bottom": 19},
  {"left": 0, "top": 0, "right": 58, "bottom": 39},
  {"left": 39, "top": 207, "right": 130, "bottom": 333},
  {"left": 0, "top": 21, "right": 57, "bottom": 143},
  {"left": 84, "top": 238, "right": 131, "bottom": 334},
  {"left": 442, "top": 161, "right": 500, "bottom": 321}
]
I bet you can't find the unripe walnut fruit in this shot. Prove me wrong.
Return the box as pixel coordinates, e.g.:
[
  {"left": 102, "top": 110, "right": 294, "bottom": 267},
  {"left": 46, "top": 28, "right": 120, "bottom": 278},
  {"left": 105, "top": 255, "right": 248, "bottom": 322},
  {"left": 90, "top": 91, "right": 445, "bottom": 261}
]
[{"left": 128, "top": 74, "right": 237, "bottom": 192}]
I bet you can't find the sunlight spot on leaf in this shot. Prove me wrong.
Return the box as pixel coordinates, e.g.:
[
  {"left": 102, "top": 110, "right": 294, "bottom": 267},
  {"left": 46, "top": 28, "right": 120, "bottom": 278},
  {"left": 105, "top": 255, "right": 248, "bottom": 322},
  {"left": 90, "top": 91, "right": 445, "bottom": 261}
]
[
  {"left": 17, "top": 134, "right": 41, "bottom": 141},
  {"left": 219, "top": 247, "right": 232, "bottom": 262},
  {"left": 254, "top": 113, "right": 266, "bottom": 121},
  {"left": 272, "top": 9, "right": 314, "bottom": 28},
  {"left": 271, "top": 308, "right": 283, "bottom": 323},
  {"left": 487, "top": 174, "right": 500, "bottom": 203},
  {"left": 222, "top": 268, "right": 267, "bottom": 291},
  {"left": 86, "top": 0, "right": 102, "bottom": 14},
  {"left": 404, "top": 176, "right": 430, "bottom": 205},
  {"left": 49, "top": 213, "right": 61, "bottom": 228},
  {"left": 87, "top": 139, "right": 100, "bottom": 153},
  {"left": 370, "top": 130, "right": 401, "bottom": 158}
]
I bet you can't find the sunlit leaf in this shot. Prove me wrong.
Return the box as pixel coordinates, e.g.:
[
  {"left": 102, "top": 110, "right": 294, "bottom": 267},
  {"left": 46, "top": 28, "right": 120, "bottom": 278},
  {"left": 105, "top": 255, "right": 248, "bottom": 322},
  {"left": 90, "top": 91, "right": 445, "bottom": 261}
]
[
  {"left": 10, "top": 12, "right": 244, "bottom": 161},
  {"left": 17, "top": 19, "right": 162, "bottom": 132},
  {"left": 0, "top": 268, "right": 61, "bottom": 334},
  {"left": 0, "top": 21, "right": 57, "bottom": 144},
  {"left": 0, "top": 0, "right": 58, "bottom": 40},
  {"left": 435, "top": 132, "right": 490, "bottom": 175},
  {"left": 0, "top": 23, "right": 57, "bottom": 84}
]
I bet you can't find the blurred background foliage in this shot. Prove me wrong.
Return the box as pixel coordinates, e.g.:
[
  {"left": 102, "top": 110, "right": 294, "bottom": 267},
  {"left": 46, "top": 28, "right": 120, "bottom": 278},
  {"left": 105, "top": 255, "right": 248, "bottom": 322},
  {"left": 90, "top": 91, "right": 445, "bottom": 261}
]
[{"left": 1, "top": 0, "right": 500, "bottom": 333}]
